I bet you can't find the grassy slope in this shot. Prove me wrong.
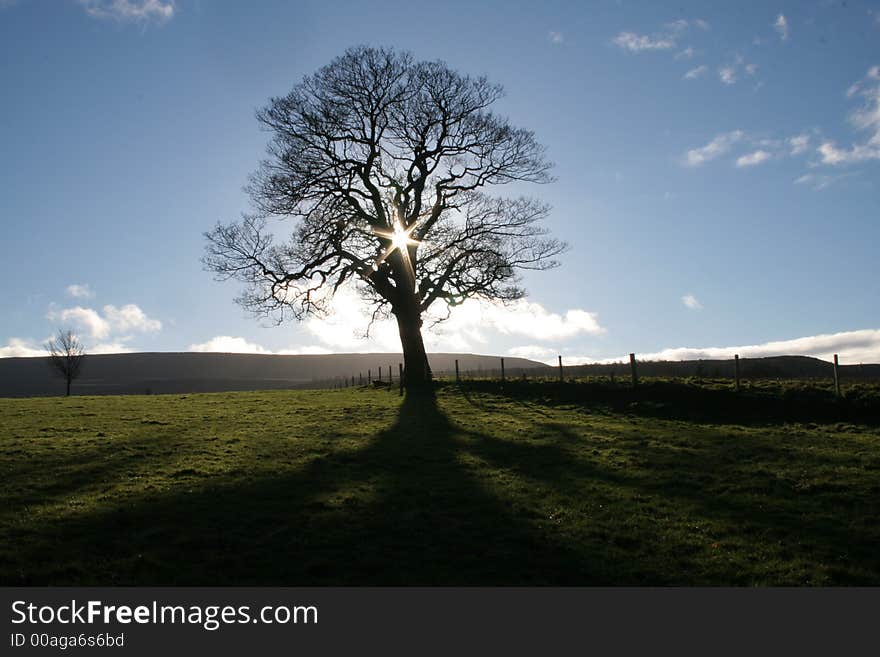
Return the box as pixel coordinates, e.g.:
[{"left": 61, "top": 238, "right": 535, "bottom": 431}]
[{"left": 1, "top": 382, "right": 879, "bottom": 585}]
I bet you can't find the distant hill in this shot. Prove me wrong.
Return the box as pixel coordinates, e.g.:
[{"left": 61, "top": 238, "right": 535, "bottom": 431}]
[
  {"left": 1, "top": 352, "right": 877, "bottom": 398},
  {"left": 0, "top": 352, "right": 545, "bottom": 397},
  {"left": 558, "top": 355, "right": 880, "bottom": 382}
]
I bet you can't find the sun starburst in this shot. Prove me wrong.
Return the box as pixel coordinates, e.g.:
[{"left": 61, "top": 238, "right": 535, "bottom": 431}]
[{"left": 371, "top": 221, "right": 421, "bottom": 281}]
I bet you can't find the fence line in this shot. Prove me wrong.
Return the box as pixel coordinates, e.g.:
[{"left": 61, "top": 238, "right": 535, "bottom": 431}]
[{"left": 320, "top": 352, "right": 857, "bottom": 394}]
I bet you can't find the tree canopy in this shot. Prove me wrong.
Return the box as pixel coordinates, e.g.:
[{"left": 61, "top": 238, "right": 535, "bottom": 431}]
[{"left": 205, "top": 46, "right": 565, "bottom": 388}]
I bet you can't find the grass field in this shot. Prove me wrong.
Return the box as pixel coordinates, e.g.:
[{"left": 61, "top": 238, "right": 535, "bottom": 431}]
[{"left": 1, "top": 380, "right": 879, "bottom": 585}]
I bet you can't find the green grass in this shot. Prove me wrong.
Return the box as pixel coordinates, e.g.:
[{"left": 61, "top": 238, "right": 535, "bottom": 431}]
[{"left": 1, "top": 381, "right": 879, "bottom": 585}]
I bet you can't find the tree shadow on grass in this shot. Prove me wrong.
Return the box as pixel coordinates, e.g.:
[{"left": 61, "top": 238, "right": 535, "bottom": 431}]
[
  {"left": 4, "top": 392, "right": 614, "bottom": 585},
  {"left": 458, "top": 379, "right": 880, "bottom": 427},
  {"left": 454, "top": 415, "right": 880, "bottom": 584},
  {"left": 7, "top": 388, "right": 879, "bottom": 585}
]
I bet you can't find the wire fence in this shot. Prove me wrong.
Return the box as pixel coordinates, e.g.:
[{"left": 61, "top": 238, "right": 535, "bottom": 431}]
[{"left": 317, "top": 353, "right": 879, "bottom": 397}]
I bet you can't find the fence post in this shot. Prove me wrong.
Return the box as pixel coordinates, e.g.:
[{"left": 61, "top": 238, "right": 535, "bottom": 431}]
[
  {"left": 399, "top": 363, "right": 404, "bottom": 395},
  {"left": 359, "top": 372, "right": 363, "bottom": 386},
  {"left": 558, "top": 355, "right": 564, "bottom": 383},
  {"left": 500, "top": 357, "right": 505, "bottom": 384},
  {"left": 389, "top": 365, "right": 393, "bottom": 383},
  {"left": 630, "top": 353, "right": 638, "bottom": 388},
  {"left": 833, "top": 354, "right": 841, "bottom": 398},
  {"left": 734, "top": 354, "right": 740, "bottom": 392},
  {"left": 455, "top": 359, "right": 460, "bottom": 383},
  {"left": 368, "top": 369, "right": 371, "bottom": 384}
]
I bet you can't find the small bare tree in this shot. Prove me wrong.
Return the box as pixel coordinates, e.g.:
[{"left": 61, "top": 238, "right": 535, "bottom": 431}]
[
  {"left": 205, "top": 46, "right": 565, "bottom": 392},
  {"left": 46, "top": 329, "right": 85, "bottom": 396}
]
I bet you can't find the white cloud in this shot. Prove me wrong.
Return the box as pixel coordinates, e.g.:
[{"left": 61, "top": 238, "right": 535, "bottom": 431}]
[
  {"left": 788, "top": 133, "right": 811, "bottom": 155},
  {"left": 0, "top": 338, "right": 45, "bottom": 358},
  {"left": 664, "top": 19, "right": 690, "bottom": 34},
  {"left": 103, "top": 304, "right": 162, "bottom": 333},
  {"left": 507, "top": 345, "right": 557, "bottom": 361},
  {"left": 794, "top": 171, "right": 858, "bottom": 191},
  {"left": 49, "top": 306, "right": 110, "bottom": 339},
  {"left": 683, "top": 130, "right": 744, "bottom": 167},
  {"left": 745, "top": 63, "right": 758, "bottom": 76},
  {"left": 548, "top": 31, "right": 564, "bottom": 44},
  {"left": 280, "top": 345, "right": 334, "bottom": 355},
  {"left": 243, "top": 287, "right": 607, "bottom": 356},
  {"left": 473, "top": 300, "right": 605, "bottom": 341},
  {"left": 818, "top": 66, "right": 880, "bottom": 165},
  {"left": 77, "top": 0, "right": 174, "bottom": 22},
  {"left": 90, "top": 342, "right": 134, "bottom": 355},
  {"left": 718, "top": 66, "right": 737, "bottom": 85},
  {"left": 188, "top": 336, "right": 271, "bottom": 354},
  {"left": 774, "top": 14, "right": 789, "bottom": 41},
  {"left": 66, "top": 284, "right": 94, "bottom": 299},
  {"left": 631, "top": 329, "right": 880, "bottom": 364},
  {"left": 681, "top": 294, "right": 703, "bottom": 310},
  {"left": 187, "top": 336, "right": 333, "bottom": 355},
  {"left": 675, "top": 47, "right": 696, "bottom": 60},
  {"left": 556, "top": 329, "right": 880, "bottom": 365},
  {"left": 735, "top": 149, "right": 772, "bottom": 167},
  {"left": 612, "top": 31, "right": 676, "bottom": 52},
  {"left": 694, "top": 18, "right": 710, "bottom": 31},
  {"left": 47, "top": 303, "right": 160, "bottom": 342},
  {"left": 683, "top": 64, "right": 708, "bottom": 80}
]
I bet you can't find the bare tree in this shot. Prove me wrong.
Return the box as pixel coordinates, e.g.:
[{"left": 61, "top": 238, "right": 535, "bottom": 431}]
[
  {"left": 204, "top": 46, "right": 565, "bottom": 392},
  {"left": 45, "top": 329, "right": 85, "bottom": 397}
]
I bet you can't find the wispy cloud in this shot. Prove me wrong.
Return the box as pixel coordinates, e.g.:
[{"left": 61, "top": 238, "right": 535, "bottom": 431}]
[
  {"left": 794, "top": 171, "right": 859, "bottom": 191},
  {"left": 681, "top": 294, "right": 703, "bottom": 310},
  {"left": 718, "top": 66, "right": 737, "bottom": 85},
  {"left": 817, "top": 65, "right": 880, "bottom": 165},
  {"left": 66, "top": 284, "right": 94, "bottom": 299},
  {"left": 773, "top": 14, "right": 789, "bottom": 41},
  {"left": 683, "top": 129, "right": 818, "bottom": 169},
  {"left": 788, "top": 133, "right": 811, "bottom": 155},
  {"left": 548, "top": 31, "right": 564, "bottom": 45},
  {"left": 556, "top": 329, "right": 880, "bottom": 365},
  {"left": 735, "top": 149, "right": 772, "bottom": 167},
  {"left": 612, "top": 31, "right": 676, "bottom": 52},
  {"left": 664, "top": 19, "right": 690, "bottom": 35},
  {"left": 675, "top": 46, "right": 696, "bottom": 60},
  {"left": 630, "top": 329, "right": 880, "bottom": 364},
  {"left": 683, "top": 64, "right": 708, "bottom": 80},
  {"left": 683, "top": 130, "right": 744, "bottom": 167},
  {"left": 77, "top": 0, "right": 175, "bottom": 23}
]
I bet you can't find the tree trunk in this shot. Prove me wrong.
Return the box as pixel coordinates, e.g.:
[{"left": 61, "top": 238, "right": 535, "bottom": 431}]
[
  {"left": 66, "top": 376, "right": 71, "bottom": 397},
  {"left": 394, "top": 300, "right": 432, "bottom": 394}
]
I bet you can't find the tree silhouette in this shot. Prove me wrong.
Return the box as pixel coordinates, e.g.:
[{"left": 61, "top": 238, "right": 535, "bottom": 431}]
[
  {"left": 45, "top": 329, "right": 85, "bottom": 397},
  {"left": 204, "top": 46, "right": 565, "bottom": 392}
]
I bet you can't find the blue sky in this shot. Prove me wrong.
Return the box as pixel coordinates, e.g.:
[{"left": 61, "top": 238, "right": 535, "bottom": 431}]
[{"left": 1, "top": 0, "right": 879, "bottom": 363}]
